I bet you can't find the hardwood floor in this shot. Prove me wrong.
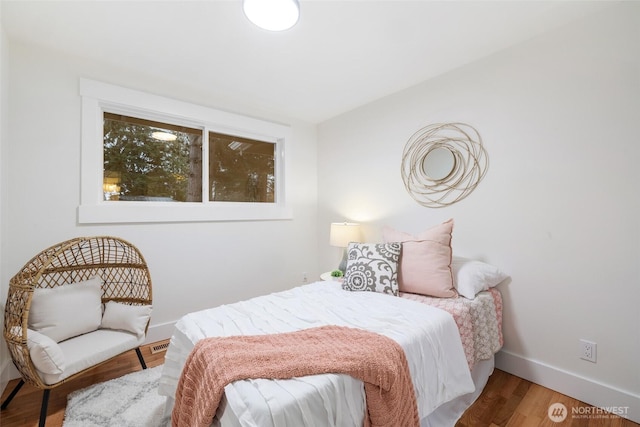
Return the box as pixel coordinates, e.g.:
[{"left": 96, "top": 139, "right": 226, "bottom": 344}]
[
  {"left": 456, "top": 369, "right": 638, "bottom": 427},
  {"left": 1, "top": 342, "right": 637, "bottom": 427}
]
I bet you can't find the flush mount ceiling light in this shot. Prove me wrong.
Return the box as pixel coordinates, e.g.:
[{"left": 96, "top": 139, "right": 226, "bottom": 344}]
[{"left": 243, "top": 0, "right": 300, "bottom": 31}]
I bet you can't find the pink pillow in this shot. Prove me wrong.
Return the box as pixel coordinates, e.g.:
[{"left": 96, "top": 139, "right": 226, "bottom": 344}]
[{"left": 382, "top": 219, "right": 457, "bottom": 298}]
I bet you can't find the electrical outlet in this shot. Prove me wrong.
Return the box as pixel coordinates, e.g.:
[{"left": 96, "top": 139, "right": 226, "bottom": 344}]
[
  {"left": 579, "top": 339, "right": 597, "bottom": 363},
  {"left": 302, "top": 272, "right": 308, "bottom": 283}
]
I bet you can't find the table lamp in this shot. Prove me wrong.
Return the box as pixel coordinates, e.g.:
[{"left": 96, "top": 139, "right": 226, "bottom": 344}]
[{"left": 330, "top": 222, "right": 361, "bottom": 273}]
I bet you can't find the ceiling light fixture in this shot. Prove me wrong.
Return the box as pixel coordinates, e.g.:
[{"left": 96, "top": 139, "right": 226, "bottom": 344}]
[{"left": 243, "top": 0, "right": 300, "bottom": 31}]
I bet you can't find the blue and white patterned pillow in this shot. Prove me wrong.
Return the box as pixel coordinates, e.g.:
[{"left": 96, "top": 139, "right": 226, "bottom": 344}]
[{"left": 342, "top": 242, "right": 401, "bottom": 296}]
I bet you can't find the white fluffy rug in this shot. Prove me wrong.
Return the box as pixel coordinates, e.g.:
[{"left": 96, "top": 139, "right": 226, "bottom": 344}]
[{"left": 63, "top": 366, "right": 170, "bottom": 427}]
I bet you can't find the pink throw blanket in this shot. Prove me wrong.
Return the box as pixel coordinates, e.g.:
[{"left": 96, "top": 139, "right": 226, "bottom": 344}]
[{"left": 172, "top": 325, "right": 420, "bottom": 427}]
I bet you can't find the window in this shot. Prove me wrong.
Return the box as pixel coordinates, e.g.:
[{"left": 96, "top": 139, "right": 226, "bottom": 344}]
[
  {"left": 208, "top": 132, "right": 275, "bottom": 203},
  {"left": 79, "top": 79, "right": 292, "bottom": 223},
  {"left": 103, "top": 113, "right": 203, "bottom": 202}
]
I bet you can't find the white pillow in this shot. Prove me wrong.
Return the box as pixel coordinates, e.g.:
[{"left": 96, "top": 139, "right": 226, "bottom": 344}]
[
  {"left": 27, "top": 329, "right": 66, "bottom": 375},
  {"left": 100, "top": 302, "right": 152, "bottom": 338},
  {"left": 452, "top": 257, "right": 508, "bottom": 299},
  {"left": 28, "top": 276, "right": 103, "bottom": 342}
]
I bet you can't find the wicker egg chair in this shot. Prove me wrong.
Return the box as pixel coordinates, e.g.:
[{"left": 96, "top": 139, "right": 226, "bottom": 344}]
[{"left": 1, "top": 236, "right": 153, "bottom": 427}]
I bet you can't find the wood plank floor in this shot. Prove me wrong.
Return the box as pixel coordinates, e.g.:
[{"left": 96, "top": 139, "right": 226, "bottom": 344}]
[{"left": 1, "top": 342, "right": 637, "bottom": 427}]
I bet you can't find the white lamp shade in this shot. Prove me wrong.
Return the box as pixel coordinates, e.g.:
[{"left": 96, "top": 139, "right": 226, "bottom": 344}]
[
  {"left": 330, "top": 223, "right": 361, "bottom": 248},
  {"left": 243, "top": 0, "right": 300, "bottom": 31}
]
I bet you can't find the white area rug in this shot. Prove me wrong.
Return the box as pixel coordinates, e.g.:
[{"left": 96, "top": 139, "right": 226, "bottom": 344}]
[{"left": 63, "top": 366, "right": 170, "bottom": 427}]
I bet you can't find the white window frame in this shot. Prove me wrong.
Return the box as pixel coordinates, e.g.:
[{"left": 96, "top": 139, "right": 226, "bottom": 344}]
[{"left": 78, "top": 79, "right": 292, "bottom": 224}]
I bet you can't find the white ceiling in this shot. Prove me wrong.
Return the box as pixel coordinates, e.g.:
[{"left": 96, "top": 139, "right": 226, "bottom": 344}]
[{"left": 2, "top": 0, "right": 611, "bottom": 123}]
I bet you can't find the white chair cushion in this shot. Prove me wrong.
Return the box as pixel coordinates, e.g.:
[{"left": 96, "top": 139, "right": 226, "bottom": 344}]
[
  {"left": 27, "top": 329, "right": 65, "bottom": 375},
  {"left": 28, "top": 276, "right": 103, "bottom": 342},
  {"left": 38, "top": 329, "right": 143, "bottom": 385},
  {"left": 101, "top": 302, "right": 152, "bottom": 338}
]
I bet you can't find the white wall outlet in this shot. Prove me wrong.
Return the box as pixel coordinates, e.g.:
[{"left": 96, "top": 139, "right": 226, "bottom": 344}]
[
  {"left": 302, "top": 272, "right": 308, "bottom": 283},
  {"left": 579, "top": 339, "right": 597, "bottom": 363}
]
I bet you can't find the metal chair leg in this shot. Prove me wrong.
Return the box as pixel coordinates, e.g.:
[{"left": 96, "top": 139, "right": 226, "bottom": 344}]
[
  {"left": 38, "top": 389, "right": 50, "bottom": 427},
  {"left": 1, "top": 379, "right": 25, "bottom": 409},
  {"left": 135, "top": 347, "right": 147, "bottom": 370}
]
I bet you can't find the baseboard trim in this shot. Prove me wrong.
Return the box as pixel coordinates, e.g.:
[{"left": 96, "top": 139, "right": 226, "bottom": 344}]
[
  {"left": 143, "top": 321, "right": 176, "bottom": 346},
  {"left": 495, "top": 350, "right": 640, "bottom": 423},
  {"left": 0, "top": 357, "right": 13, "bottom": 396}
]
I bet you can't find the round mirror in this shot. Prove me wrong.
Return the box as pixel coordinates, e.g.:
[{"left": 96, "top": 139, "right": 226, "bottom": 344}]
[{"left": 422, "top": 147, "right": 455, "bottom": 180}]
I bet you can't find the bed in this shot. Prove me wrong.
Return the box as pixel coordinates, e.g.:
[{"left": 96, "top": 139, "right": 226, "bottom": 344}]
[{"left": 158, "top": 280, "right": 503, "bottom": 427}]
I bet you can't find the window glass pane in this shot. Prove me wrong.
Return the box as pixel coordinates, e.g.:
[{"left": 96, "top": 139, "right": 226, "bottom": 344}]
[
  {"left": 103, "top": 113, "right": 203, "bottom": 202},
  {"left": 209, "top": 132, "right": 275, "bottom": 203}
]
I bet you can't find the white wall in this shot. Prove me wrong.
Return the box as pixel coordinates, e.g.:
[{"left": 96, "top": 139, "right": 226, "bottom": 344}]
[
  {"left": 0, "top": 0, "right": 10, "bottom": 394},
  {"left": 2, "top": 1, "right": 639, "bottom": 420},
  {"left": 2, "top": 39, "right": 318, "bottom": 361},
  {"left": 318, "top": 3, "right": 639, "bottom": 420}
]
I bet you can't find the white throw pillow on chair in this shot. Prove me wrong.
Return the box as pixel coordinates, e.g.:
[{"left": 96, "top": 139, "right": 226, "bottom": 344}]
[
  {"left": 28, "top": 276, "right": 103, "bottom": 343},
  {"left": 27, "top": 329, "right": 66, "bottom": 375},
  {"left": 101, "top": 301, "right": 152, "bottom": 338}
]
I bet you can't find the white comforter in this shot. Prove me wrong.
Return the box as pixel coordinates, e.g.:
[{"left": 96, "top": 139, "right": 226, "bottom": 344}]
[{"left": 159, "top": 281, "right": 474, "bottom": 427}]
